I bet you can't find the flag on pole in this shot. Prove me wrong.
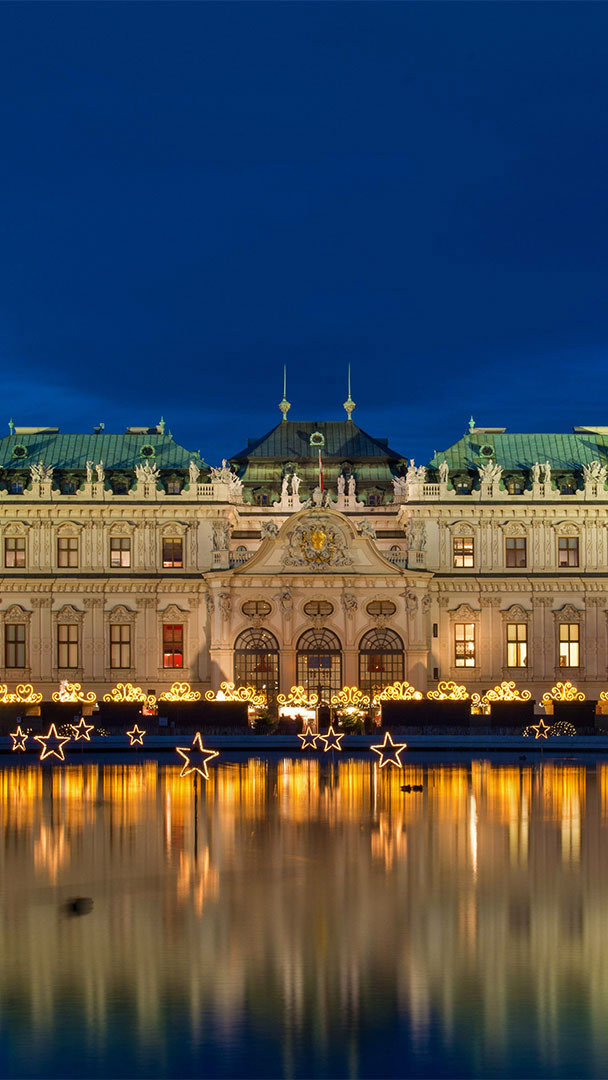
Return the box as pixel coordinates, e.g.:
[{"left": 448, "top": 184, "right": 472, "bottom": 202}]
[{"left": 318, "top": 448, "right": 324, "bottom": 492}]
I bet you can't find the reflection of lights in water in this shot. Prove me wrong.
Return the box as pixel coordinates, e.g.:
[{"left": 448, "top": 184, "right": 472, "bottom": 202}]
[
  {"left": 34, "top": 823, "right": 69, "bottom": 883},
  {"left": 469, "top": 792, "right": 478, "bottom": 877}
]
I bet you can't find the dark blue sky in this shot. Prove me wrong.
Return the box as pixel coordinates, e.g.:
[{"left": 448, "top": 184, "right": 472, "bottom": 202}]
[{"left": 1, "top": 2, "right": 608, "bottom": 464}]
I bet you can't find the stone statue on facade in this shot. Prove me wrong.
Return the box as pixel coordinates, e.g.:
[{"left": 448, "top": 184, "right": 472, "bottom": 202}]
[
  {"left": 96, "top": 461, "right": 105, "bottom": 483},
  {"left": 291, "top": 472, "right": 301, "bottom": 496},
  {"left": 281, "top": 475, "right": 290, "bottom": 498},
  {"left": 392, "top": 476, "right": 407, "bottom": 500},
  {"left": 341, "top": 592, "right": 358, "bottom": 617},
  {"left": 477, "top": 461, "right": 502, "bottom": 484},
  {"left": 404, "top": 590, "right": 419, "bottom": 613},
  {"left": 86, "top": 461, "right": 94, "bottom": 483},
  {"left": 275, "top": 588, "right": 293, "bottom": 618},
  {"left": 261, "top": 521, "right": 279, "bottom": 539},
  {"left": 312, "top": 487, "right": 324, "bottom": 506},
  {"left": 347, "top": 475, "right": 356, "bottom": 496},
  {"left": 30, "top": 462, "right": 53, "bottom": 483},
  {"left": 416, "top": 465, "right": 427, "bottom": 482},
  {"left": 212, "top": 522, "right": 230, "bottom": 551},
  {"left": 228, "top": 471, "right": 243, "bottom": 498},
  {"left": 135, "top": 461, "right": 160, "bottom": 484},
  {"left": 408, "top": 522, "right": 426, "bottom": 551},
  {"left": 583, "top": 459, "right": 607, "bottom": 484},
  {"left": 357, "top": 520, "right": 376, "bottom": 539},
  {"left": 337, "top": 474, "right": 345, "bottom": 496},
  {"left": 406, "top": 459, "right": 417, "bottom": 484},
  {"left": 543, "top": 461, "right": 551, "bottom": 484},
  {"left": 189, "top": 460, "right": 200, "bottom": 484},
  {"left": 210, "top": 460, "right": 232, "bottom": 484},
  {"left": 531, "top": 461, "right": 540, "bottom": 484},
  {"left": 218, "top": 593, "right": 231, "bottom": 620},
  {"left": 438, "top": 460, "right": 449, "bottom": 484}
]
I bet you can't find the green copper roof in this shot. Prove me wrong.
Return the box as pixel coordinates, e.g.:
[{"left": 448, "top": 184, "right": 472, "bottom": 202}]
[
  {"left": 0, "top": 433, "right": 203, "bottom": 471},
  {"left": 231, "top": 421, "right": 405, "bottom": 462},
  {"left": 429, "top": 431, "right": 608, "bottom": 472}
]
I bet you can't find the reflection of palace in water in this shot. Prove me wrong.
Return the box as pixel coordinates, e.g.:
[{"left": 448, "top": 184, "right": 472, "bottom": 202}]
[{"left": 1, "top": 757, "right": 608, "bottom": 1071}]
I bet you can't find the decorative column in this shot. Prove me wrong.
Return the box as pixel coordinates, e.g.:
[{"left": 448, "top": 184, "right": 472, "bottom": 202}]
[{"left": 403, "top": 586, "right": 430, "bottom": 691}]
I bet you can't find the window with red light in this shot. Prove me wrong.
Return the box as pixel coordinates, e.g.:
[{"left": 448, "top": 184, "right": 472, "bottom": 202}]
[{"left": 163, "top": 624, "right": 183, "bottom": 668}]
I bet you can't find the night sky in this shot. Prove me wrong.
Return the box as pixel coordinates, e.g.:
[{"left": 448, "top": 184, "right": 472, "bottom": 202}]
[{"left": 1, "top": 3, "right": 608, "bottom": 466}]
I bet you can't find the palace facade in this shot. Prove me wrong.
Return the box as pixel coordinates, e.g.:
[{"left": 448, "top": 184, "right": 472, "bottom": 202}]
[{"left": 1, "top": 410, "right": 608, "bottom": 703}]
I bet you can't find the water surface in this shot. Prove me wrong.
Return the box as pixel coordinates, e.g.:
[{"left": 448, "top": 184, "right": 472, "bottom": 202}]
[{"left": 0, "top": 754, "right": 606, "bottom": 1078}]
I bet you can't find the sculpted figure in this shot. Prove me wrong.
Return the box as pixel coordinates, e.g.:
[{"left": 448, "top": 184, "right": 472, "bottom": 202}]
[
  {"left": 406, "top": 459, "right": 417, "bottom": 484},
  {"left": 291, "top": 472, "right": 301, "bottom": 495},
  {"left": 96, "top": 460, "right": 105, "bottom": 483},
  {"left": 218, "top": 593, "right": 231, "bottom": 620},
  {"left": 438, "top": 460, "right": 449, "bottom": 484},
  {"left": 281, "top": 475, "right": 290, "bottom": 498},
  {"left": 416, "top": 465, "right": 427, "bottom": 482},
  {"left": 135, "top": 461, "right": 159, "bottom": 484},
  {"left": 347, "top": 475, "right": 356, "bottom": 496},
  {"left": 477, "top": 461, "right": 502, "bottom": 484},
  {"left": 531, "top": 462, "right": 540, "bottom": 484},
  {"left": 261, "top": 521, "right": 278, "bottom": 539},
  {"left": 30, "top": 461, "right": 53, "bottom": 483},
  {"left": 543, "top": 461, "right": 551, "bottom": 484},
  {"left": 86, "top": 461, "right": 94, "bottom": 483},
  {"left": 357, "top": 520, "right": 376, "bottom": 539},
  {"left": 583, "top": 459, "right": 607, "bottom": 484},
  {"left": 337, "top": 474, "right": 345, "bottom": 496},
  {"left": 212, "top": 522, "right": 230, "bottom": 551},
  {"left": 275, "top": 589, "right": 293, "bottom": 618},
  {"left": 312, "top": 486, "right": 323, "bottom": 506},
  {"left": 189, "top": 460, "right": 200, "bottom": 484},
  {"left": 342, "top": 592, "right": 358, "bottom": 616}
]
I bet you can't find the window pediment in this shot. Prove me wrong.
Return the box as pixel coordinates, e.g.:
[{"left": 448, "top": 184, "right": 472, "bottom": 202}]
[
  {"left": 448, "top": 603, "right": 480, "bottom": 621},
  {"left": 554, "top": 603, "right": 583, "bottom": 622},
  {"left": 447, "top": 520, "right": 478, "bottom": 536},
  {"left": 56, "top": 521, "right": 84, "bottom": 536},
  {"left": 108, "top": 604, "right": 137, "bottom": 624},
  {"left": 501, "top": 603, "right": 530, "bottom": 622},
  {"left": 2, "top": 603, "right": 31, "bottom": 622},
  {"left": 160, "top": 521, "right": 189, "bottom": 537},
  {"left": 554, "top": 522, "right": 580, "bottom": 536},
  {"left": 160, "top": 603, "right": 188, "bottom": 622},
  {"left": 53, "top": 604, "right": 85, "bottom": 624},
  {"left": 3, "top": 522, "right": 30, "bottom": 536},
  {"left": 501, "top": 522, "right": 528, "bottom": 537}
]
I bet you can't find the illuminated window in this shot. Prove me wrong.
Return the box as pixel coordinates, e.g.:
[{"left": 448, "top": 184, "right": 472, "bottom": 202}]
[
  {"left": 166, "top": 479, "right": 182, "bottom": 495},
  {"left": 303, "top": 600, "right": 334, "bottom": 617},
  {"left": 359, "top": 627, "right": 404, "bottom": 697},
  {"left": 296, "top": 628, "right": 342, "bottom": 702},
  {"left": 505, "top": 537, "right": 526, "bottom": 568},
  {"left": 4, "top": 537, "right": 25, "bottom": 568},
  {"left": 559, "top": 623, "right": 579, "bottom": 667},
  {"left": 110, "top": 537, "right": 131, "bottom": 568},
  {"left": 163, "top": 624, "right": 183, "bottom": 668},
  {"left": 455, "top": 478, "right": 471, "bottom": 495},
  {"left": 454, "top": 623, "right": 475, "bottom": 667},
  {"left": 57, "top": 537, "right": 78, "bottom": 568},
  {"left": 453, "top": 536, "right": 474, "bottom": 568},
  {"left": 255, "top": 494, "right": 269, "bottom": 507},
  {"left": 234, "top": 627, "right": 279, "bottom": 700},
  {"left": 58, "top": 624, "right": 79, "bottom": 668},
  {"left": 366, "top": 600, "right": 397, "bottom": 616},
  {"left": 5, "top": 624, "right": 25, "bottom": 668},
  {"left": 558, "top": 537, "right": 579, "bottom": 567},
  {"left": 242, "top": 600, "right": 272, "bottom": 616},
  {"left": 162, "top": 538, "right": 183, "bottom": 568},
  {"left": 506, "top": 478, "right": 524, "bottom": 495},
  {"left": 110, "top": 624, "right": 131, "bottom": 668},
  {"left": 506, "top": 623, "right": 527, "bottom": 667}
]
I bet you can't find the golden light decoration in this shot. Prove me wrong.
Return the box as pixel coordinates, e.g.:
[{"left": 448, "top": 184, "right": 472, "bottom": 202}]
[
  {"left": 371, "top": 731, "right": 408, "bottom": 769},
  {"left": 471, "top": 681, "right": 532, "bottom": 707},
  {"left": 9, "top": 724, "right": 28, "bottom": 752},
  {"left": 159, "top": 681, "right": 202, "bottom": 703},
  {"left": 277, "top": 685, "right": 320, "bottom": 708},
  {"left": 297, "top": 724, "right": 318, "bottom": 750},
  {"left": 0, "top": 683, "right": 42, "bottom": 705},
  {"left": 34, "top": 723, "right": 71, "bottom": 761},
  {"left": 126, "top": 724, "right": 146, "bottom": 746},
  {"left": 52, "top": 682, "right": 97, "bottom": 705},
  {"left": 204, "top": 681, "right": 266, "bottom": 707},
  {"left": 551, "top": 720, "right": 577, "bottom": 737},
  {"left": 317, "top": 724, "right": 345, "bottom": 752},
  {"left": 175, "top": 731, "right": 219, "bottom": 779},
  {"left": 71, "top": 718, "right": 94, "bottom": 741},
  {"left": 103, "top": 682, "right": 155, "bottom": 705},
  {"left": 541, "top": 681, "right": 586, "bottom": 704},
  {"left": 426, "top": 680, "right": 470, "bottom": 702},
  {"left": 376, "top": 681, "right": 423, "bottom": 702},
  {"left": 531, "top": 718, "right": 551, "bottom": 740},
  {"left": 330, "top": 685, "right": 371, "bottom": 708}
]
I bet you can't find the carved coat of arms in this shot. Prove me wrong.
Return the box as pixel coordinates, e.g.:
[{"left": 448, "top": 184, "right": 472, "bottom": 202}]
[{"left": 282, "top": 515, "right": 352, "bottom": 571}]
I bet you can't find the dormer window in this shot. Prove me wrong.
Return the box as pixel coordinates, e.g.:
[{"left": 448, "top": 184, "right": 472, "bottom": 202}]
[
  {"left": 455, "top": 479, "right": 471, "bottom": 495},
  {"left": 166, "top": 478, "right": 183, "bottom": 495},
  {"left": 506, "top": 478, "right": 524, "bottom": 495},
  {"left": 10, "top": 481, "right": 23, "bottom": 495}
]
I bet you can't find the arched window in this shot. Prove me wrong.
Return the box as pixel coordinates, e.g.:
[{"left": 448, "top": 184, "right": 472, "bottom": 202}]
[
  {"left": 296, "top": 628, "right": 342, "bottom": 703},
  {"left": 359, "top": 627, "right": 404, "bottom": 698},
  {"left": 234, "top": 628, "right": 279, "bottom": 701}
]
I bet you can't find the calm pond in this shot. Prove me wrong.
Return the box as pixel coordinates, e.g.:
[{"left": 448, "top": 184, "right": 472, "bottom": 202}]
[{"left": 0, "top": 753, "right": 605, "bottom": 1078}]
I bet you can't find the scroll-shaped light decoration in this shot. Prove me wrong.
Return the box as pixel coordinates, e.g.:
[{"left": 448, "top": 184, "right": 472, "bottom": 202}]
[
  {"left": 426, "top": 680, "right": 470, "bottom": 702},
  {"left": 204, "top": 681, "right": 266, "bottom": 707},
  {"left": 10, "top": 724, "right": 28, "bottom": 751},
  {"left": 330, "top": 686, "right": 371, "bottom": 708},
  {"left": 52, "top": 682, "right": 97, "bottom": 705},
  {"left": 471, "top": 681, "right": 532, "bottom": 707},
  {"left": 376, "top": 681, "right": 423, "bottom": 702},
  {"left": 277, "top": 685, "right": 320, "bottom": 708},
  {"left": 158, "top": 681, "right": 202, "bottom": 703},
  {"left": 0, "top": 683, "right": 43, "bottom": 705},
  {"left": 103, "top": 682, "right": 155, "bottom": 705},
  {"left": 541, "top": 681, "right": 585, "bottom": 705}
]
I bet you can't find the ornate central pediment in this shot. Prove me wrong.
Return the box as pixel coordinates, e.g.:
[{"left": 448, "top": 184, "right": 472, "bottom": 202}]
[{"left": 282, "top": 513, "right": 352, "bottom": 571}]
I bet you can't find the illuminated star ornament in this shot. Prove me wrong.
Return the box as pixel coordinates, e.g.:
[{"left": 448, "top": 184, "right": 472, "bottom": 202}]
[
  {"left": 371, "top": 732, "right": 408, "bottom": 769},
  {"left": 126, "top": 724, "right": 146, "bottom": 747},
  {"left": 297, "top": 724, "right": 318, "bottom": 750},
  {"left": 34, "top": 724, "right": 71, "bottom": 762},
  {"left": 531, "top": 718, "right": 551, "bottom": 740},
  {"left": 176, "top": 731, "right": 219, "bottom": 779},
  {"left": 318, "top": 725, "right": 344, "bottom": 752},
  {"left": 10, "top": 724, "right": 28, "bottom": 752},
  {"left": 71, "top": 717, "right": 94, "bottom": 741}
]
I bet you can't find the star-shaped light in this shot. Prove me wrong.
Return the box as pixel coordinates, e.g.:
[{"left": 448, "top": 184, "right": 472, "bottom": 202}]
[
  {"left": 297, "top": 724, "right": 318, "bottom": 750},
  {"left": 318, "top": 725, "right": 344, "bottom": 752},
  {"left": 371, "top": 731, "right": 408, "bottom": 769},
  {"left": 176, "top": 732, "right": 219, "bottom": 779},
  {"left": 531, "top": 718, "right": 551, "bottom": 740},
  {"left": 71, "top": 717, "right": 94, "bottom": 741},
  {"left": 34, "top": 723, "right": 71, "bottom": 762},
  {"left": 10, "top": 724, "right": 28, "bottom": 752},
  {"left": 126, "top": 724, "right": 146, "bottom": 747}
]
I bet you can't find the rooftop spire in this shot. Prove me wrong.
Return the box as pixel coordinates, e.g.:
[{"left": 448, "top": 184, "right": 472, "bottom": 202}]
[
  {"left": 278, "top": 365, "right": 291, "bottom": 423},
  {"left": 343, "top": 364, "right": 355, "bottom": 421}
]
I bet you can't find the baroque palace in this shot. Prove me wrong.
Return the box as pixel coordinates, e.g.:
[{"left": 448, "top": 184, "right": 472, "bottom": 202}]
[{"left": 1, "top": 395, "right": 608, "bottom": 706}]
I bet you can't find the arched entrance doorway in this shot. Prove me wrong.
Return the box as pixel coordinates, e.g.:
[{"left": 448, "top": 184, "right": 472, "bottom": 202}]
[
  {"left": 358, "top": 627, "right": 404, "bottom": 699},
  {"left": 234, "top": 628, "right": 280, "bottom": 703},
  {"left": 296, "top": 628, "right": 342, "bottom": 704}
]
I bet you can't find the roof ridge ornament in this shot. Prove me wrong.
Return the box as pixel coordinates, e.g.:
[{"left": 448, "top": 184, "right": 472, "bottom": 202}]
[
  {"left": 343, "top": 364, "right": 355, "bottom": 421},
  {"left": 279, "top": 365, "right": 291, "bottom": 423}
]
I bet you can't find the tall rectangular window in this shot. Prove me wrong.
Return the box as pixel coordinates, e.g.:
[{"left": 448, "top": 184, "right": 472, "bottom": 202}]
[
  {"left": 454, "top": 623, "right": 475, "bottom": 667},
  {"left": 505, "top": 537, "right": 527, "bottom": 568},
  {"left": 453, "top": 536, "right": 474, "bottom": 568},
  {"left": 58, "top": 623, "right": 79, "bottom": 668},
  {"left": 57, "top": 537, "right": 78, "bottom": 568},
  {"left": 110, "top": 623, "right": 131, "bottom": 668},
  {"left": 507, "top": 623, "right": 528, "bottom": 667},
  {"left": 5, "top": 624, "right": 26, "bottom": 668},
  {"left": 110, "top": 537, "right": 131, "bottom": 568},
  {"left": 558, "top": 537, "right": 579, "bottom": 567},
  {"left": 559, "top": 623, "right": 580, "bottom": 667},
  {"left": 4, "top": 537, "right": 25, "bottom": 568},
  {"left": 163, "top": 624, "right": 183, "bottom": 668},
  {"left": 162, "top": 538, "right": 183, "bottom": 568}
]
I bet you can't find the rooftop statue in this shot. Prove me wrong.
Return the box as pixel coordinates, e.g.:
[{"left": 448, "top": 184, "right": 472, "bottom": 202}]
[
  {"left": 29, "top": 461, "right": 53, "bottom": 483},
  {"left": 135, "top": 461, "right": 159, "bottom": 484},
  {"left": 583, "top": 459, "right": 607, "bottom": 484},
  {"left": 189, "top": 460, "right": 200, "bottom": 484},
  {"left": 477, "top": 461, "right": 502, "bottom": 484},
  {"left": 531, "top": 462, "right": 541, "bottom": 484},
  {"left": 438, "top": 460, "right": 449, "bottom": 484}
]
